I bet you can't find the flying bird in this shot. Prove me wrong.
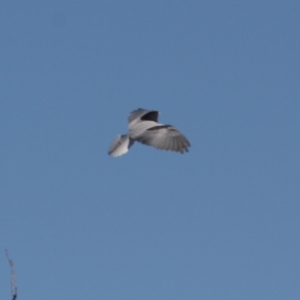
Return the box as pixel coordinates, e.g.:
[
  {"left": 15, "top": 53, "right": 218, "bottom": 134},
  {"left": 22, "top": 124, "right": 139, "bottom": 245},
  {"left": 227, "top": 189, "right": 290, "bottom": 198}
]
[{"left": 108, "top": 108, "right": 190, "bottom": 157}]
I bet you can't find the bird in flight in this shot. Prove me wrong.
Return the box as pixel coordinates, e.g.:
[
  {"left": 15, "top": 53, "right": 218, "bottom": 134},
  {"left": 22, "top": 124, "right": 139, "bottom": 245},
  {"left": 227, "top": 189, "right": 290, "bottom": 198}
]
[{"left": 108, "top": 108, "right": 190, "bottom": 157}]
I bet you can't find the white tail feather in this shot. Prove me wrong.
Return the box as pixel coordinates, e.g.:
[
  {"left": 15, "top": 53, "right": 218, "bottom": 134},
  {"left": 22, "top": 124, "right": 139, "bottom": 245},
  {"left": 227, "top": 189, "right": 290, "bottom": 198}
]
[{"left": 108, "top": 135, "right": 133, "bottom": 157}]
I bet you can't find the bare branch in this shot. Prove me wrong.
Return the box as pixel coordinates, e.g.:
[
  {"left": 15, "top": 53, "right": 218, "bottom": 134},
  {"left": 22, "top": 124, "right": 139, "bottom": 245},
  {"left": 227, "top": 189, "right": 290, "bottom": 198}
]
[{"left": 5, "top": 250, "right": 17, "bottom": 300}]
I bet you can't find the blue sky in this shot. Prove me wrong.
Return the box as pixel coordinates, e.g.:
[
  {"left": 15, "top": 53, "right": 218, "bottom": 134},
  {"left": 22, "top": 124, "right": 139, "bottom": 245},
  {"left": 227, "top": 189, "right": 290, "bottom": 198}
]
[{"left": 1, "top": 1, "right": 299, "bottom": 299}]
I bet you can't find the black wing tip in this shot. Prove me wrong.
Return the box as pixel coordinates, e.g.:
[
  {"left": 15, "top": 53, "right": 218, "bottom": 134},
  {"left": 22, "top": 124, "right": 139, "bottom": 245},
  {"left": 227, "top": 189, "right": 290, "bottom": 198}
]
[{"left": 179, "top": 147, "right": 190, "bottom": 154}]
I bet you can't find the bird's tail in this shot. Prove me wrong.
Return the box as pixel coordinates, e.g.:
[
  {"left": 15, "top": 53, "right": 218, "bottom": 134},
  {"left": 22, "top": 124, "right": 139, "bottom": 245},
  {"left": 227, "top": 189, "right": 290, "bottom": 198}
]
[{"left": 108, "top": 134, "right": 134, "bottom": 157}]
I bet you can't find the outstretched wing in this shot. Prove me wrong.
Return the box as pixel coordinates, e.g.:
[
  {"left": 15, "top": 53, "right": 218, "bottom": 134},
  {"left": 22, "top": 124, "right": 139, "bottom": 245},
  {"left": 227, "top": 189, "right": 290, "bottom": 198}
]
[
  {"left": 135, "top": 125, "right": 190, "bottom": 153},
  {"left": 128, "top": 109, "right": 159, "bottom": 125}
]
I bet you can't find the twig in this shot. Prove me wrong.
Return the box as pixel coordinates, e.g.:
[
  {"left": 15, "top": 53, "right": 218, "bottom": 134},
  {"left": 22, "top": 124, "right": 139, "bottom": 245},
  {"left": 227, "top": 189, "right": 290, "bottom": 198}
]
[{"left": 5, "top": 250, "right": 17, "bottom": 300}]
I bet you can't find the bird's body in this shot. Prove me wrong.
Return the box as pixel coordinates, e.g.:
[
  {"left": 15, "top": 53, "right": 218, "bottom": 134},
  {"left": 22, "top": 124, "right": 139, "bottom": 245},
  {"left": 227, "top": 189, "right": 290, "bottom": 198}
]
[{"left": 108, "top": 108, "right": 190, "bottom": 157}]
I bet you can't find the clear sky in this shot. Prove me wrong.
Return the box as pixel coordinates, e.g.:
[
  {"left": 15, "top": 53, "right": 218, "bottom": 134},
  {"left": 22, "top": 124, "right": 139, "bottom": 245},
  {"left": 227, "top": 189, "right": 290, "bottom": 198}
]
[{"left": 1, "top": 1, "right": 299, "bottom": 299}]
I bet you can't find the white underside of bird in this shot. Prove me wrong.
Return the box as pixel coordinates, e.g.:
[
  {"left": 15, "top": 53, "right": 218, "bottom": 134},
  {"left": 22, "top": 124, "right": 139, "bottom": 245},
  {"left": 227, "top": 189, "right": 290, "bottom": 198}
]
[{"left": 108, "top": 108, "right": 190, "bottom": 157}]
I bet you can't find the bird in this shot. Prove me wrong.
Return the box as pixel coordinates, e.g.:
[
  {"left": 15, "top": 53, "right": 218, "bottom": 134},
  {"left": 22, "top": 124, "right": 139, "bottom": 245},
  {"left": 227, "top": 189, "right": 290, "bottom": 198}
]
[{"left": 108, "top": 108, "right": 190, "bottom": 157}]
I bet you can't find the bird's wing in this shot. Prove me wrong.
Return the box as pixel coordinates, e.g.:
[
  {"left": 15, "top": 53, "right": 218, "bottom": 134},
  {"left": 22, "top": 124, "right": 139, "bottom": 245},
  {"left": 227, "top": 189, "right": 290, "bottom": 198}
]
[
  {"left": 128, "top": 109, "right": 159, "bottom": 126},
  {"left": 135, "top": 125, "right": 190, "bottom": 153},
  {"left": 108, "top": 134, "right": 134, "bottom": 157}
]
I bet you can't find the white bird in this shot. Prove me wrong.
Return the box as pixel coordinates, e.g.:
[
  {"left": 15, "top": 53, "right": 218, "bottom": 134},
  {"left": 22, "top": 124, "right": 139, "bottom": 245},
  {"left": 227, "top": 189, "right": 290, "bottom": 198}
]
[{"left": 108, "top": 108, "right": 190, "bottom": 157}]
